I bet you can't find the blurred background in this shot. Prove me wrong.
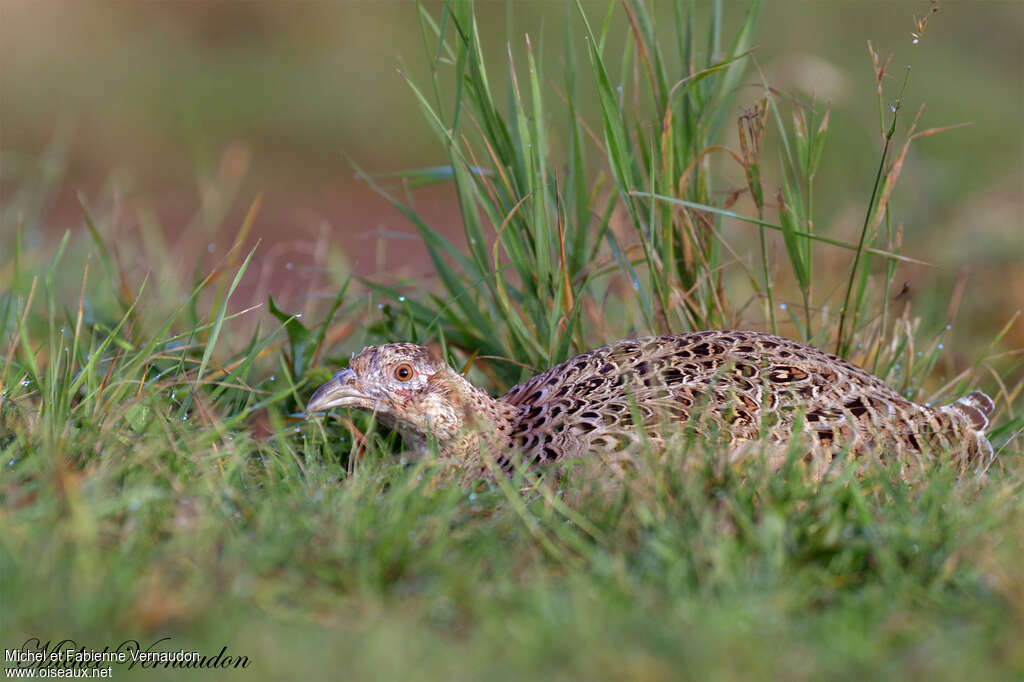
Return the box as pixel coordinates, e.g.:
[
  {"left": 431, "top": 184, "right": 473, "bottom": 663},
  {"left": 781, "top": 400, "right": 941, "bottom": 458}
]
[{"left": 2, "top": 0, "right": 1022, "bottom": 348}]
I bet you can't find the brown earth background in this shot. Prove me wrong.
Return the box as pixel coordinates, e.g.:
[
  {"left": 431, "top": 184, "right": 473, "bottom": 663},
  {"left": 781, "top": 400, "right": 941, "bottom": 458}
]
[{"left": 2, "top": 1, "right": 1022, "bottom": 355}]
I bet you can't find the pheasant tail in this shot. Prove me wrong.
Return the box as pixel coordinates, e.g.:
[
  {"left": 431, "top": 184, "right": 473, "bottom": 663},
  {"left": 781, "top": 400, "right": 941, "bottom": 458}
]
[
  {"left": 937, "top": 390, "right": 996, "bottom": 470},
  {"left": 947, "top": 390, "right": 995, "bottom": 431}
]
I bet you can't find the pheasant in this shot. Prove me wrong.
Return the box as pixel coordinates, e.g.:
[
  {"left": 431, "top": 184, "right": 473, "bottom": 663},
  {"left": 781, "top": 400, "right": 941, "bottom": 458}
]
[{"left": 305, "top": 331, "right": 996, "bottom": 475}]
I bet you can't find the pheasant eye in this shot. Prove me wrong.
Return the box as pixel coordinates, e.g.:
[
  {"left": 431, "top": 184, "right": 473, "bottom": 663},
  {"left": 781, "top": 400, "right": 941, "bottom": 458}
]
[{"left": 394, "top": 363, "right": 414, "bottom": 382}]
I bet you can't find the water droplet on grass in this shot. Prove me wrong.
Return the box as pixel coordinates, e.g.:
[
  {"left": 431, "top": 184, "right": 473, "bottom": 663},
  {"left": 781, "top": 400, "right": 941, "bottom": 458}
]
[
  {"left": 779, "top": 303, "right": 787, "bottom": 310},
  {"left": 937, "top": 343, "right": 944, "bottom": 350}
]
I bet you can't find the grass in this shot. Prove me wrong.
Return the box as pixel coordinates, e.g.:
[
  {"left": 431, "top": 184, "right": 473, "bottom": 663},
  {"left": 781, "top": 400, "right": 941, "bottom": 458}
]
[{"left": 2, "top": 1, "right": 1023, "bottom": 679}]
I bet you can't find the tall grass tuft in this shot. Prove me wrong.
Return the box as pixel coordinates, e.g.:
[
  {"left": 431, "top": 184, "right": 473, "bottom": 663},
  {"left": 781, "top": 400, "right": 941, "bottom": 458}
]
[{"left": 361, "top": 0, "right": 953, "bottom": 396}]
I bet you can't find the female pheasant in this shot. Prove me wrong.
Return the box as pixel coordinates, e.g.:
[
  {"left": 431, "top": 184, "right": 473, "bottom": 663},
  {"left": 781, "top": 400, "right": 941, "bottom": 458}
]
[{"left": 305, "top": 331, "right": 995, "bottom": 475}]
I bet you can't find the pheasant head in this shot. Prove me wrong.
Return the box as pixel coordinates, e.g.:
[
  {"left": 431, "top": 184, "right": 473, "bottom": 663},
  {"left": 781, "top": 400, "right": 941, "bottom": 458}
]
[{"left": 305, "top": 343, "right": 514, "bottom": 456}]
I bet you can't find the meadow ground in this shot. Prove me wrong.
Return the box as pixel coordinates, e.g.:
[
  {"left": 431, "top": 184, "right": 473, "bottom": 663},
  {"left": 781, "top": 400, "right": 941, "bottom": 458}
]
[{"left": 2, "top": 2, "right": 1023, "bottom": 680}]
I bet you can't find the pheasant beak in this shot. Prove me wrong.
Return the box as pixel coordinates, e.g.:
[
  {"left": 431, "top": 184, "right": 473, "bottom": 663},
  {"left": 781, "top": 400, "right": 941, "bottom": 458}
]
[{"left": 305, "top": 369, "right": 370, "bottom": 415}]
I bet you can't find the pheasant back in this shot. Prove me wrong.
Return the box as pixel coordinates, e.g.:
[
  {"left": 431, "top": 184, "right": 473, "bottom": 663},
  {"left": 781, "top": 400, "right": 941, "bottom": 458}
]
[{"left": 499, "top": 331, "right": 994, "bottom": 472}]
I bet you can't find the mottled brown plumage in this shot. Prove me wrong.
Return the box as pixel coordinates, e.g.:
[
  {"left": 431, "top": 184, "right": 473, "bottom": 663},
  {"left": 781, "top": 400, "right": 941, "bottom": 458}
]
[{"left": 306, "top": 331, "right": 995, "bottom": 475}]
